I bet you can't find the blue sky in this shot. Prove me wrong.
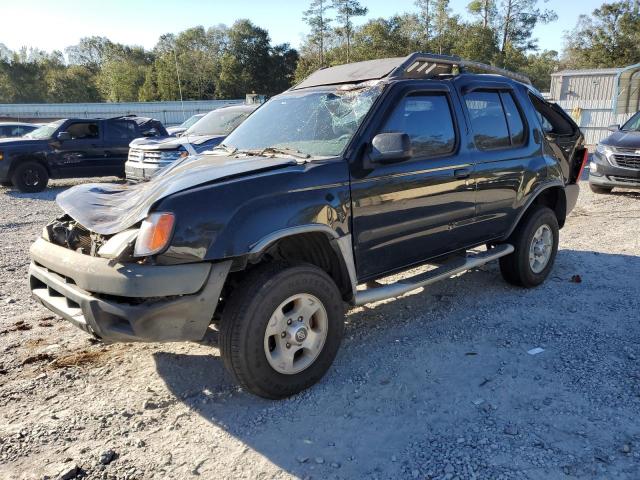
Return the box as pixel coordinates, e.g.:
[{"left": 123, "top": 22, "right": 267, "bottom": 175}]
[{"left": 1, "top": 0, "right": 605, "bottom": 54}]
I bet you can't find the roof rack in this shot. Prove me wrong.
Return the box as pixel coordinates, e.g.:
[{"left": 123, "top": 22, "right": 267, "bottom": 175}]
[
  {"left": 292, "top": 52, "right": 532, "bottom": 90},
  {"left": 388, "top": 53, "right": 532, "bottom": 85}
]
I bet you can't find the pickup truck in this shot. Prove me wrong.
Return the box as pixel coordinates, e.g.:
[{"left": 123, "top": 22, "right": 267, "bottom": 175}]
[
  {"left": 28, "top": 53, "right": 586, "bottom": 399},
  {"left": 0, "top": 116, "right": 167, "bottom": 192}
]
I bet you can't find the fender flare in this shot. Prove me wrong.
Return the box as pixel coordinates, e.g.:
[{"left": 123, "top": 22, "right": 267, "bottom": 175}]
[
  {"left": 502, "top": 180, "right": 565, "bottom": 239},
  {"left": 247, "top": 224, "right": 358, "bottom": 299}
]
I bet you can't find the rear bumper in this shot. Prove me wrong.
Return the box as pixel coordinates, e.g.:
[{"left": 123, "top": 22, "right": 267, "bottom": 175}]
[{"left": 28, "top": 238, "right": 231, "bottom": 342}]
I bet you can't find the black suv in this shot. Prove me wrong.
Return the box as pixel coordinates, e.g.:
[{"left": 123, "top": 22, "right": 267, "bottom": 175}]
[
  {"left": 0, "top": 116, "right": 167, "bottom": 192},
  {"left": 589, "top": 111, "right": 640, "bottom": 193},
  {"left": 28, "top": 54, "right": 585, "bottom": 398}
]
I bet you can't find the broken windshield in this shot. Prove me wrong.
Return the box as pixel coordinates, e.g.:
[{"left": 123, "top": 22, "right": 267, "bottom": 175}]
[{"left": 220, "top": 82, "right": 384, "bottom": 158}]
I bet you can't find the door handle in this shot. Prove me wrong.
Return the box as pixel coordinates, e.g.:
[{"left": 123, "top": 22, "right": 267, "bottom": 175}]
[{"left": 454, "top": 168, "right": 471, "bottom": 179}]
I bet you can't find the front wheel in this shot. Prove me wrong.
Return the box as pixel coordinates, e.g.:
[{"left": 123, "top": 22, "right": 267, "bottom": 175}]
[
  {"left": 220, "top": 263, "right": 344, "bottom": 399},
  {"left": 11, "top": 162, "right": 49, "bottom": 192},
  {"left": 499, "top": 206, "right": 559, "bottom": 288}
]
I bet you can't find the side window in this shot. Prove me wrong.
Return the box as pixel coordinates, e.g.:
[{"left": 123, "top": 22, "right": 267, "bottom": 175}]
[
  {"left": 107, "top": 120, "right": 137, "bottom": 141},
  {"left": 500, "top": 92, "right": 526, "bottom": 146},
  {"left": 66, "top": 122, "right": 100, "bottom": 140},
  {"left": 380, "top": 93, "right": 456, "bottom": 158},
  {"left": 464, "top": 91, "right": 510, "bottom": 150},
  {"left": 0, "top": 126, "right": 8, "bottom": 138}
]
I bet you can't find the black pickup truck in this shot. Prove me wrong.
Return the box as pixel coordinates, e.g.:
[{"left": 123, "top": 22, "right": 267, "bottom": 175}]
[
  {"left": 28, "top": 53, "right": 586, "bottom": 398},
  {"left": 0, "top": 116, "right": 167, "bottom": 192}
]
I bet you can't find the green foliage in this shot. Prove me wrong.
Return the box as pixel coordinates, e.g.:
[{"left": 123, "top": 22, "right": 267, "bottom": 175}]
[{"left": 563, "top": 1, "right": 640, "bottom": 68}]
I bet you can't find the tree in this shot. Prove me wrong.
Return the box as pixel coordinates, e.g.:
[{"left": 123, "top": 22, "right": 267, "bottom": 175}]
[
  {"left": 433, "top": 0, "right": 451, "bottom": 54},
  {"left": 467, "top": 0, "right": 497, "bottom": 28},
  {"left": 563, "top": 1, "right": 640, "bottom": 68},
  {"left": 415, "top": 0, "right": 434, "bottom": 43},
  {"left": 65, "top": 36, "right": 114, "bottom": 71},
  {"left": 332, "top": 0, "right": 368, "bottom": 62},
  {"left": 303, "top": 0, "right": 333, "bottom": 68},
  {"left": 495, "top": 0, "right": 557, "bottom": 56}
]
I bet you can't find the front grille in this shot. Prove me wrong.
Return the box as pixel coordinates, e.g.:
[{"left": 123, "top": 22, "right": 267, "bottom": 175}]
[
  {"left": 128, "top": 149, "right": 163, "bottom": 164},
  {"left": 612, "top": 153, "right": 640, "bottom": 170}
]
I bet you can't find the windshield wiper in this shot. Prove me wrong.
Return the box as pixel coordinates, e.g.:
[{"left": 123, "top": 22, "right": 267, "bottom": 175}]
[
  {"left": 259, "top": 146, "right": 311, "bottom": 159},
  {"left": 213, "top": 143, "right": 238, "bottom": 155}
]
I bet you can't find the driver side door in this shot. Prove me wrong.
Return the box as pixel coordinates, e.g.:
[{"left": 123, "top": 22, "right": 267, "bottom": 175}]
[
  {"left": 350, "top": 83, "right": 477, "bottom": 281},
  {"left": 53, "top": 121, "right": 110, "bottom": 177}
]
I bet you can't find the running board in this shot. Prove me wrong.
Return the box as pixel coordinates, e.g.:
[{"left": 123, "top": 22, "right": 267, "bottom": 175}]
[{"left": 354, "top": 244, "right": 514, "bottom": 306}]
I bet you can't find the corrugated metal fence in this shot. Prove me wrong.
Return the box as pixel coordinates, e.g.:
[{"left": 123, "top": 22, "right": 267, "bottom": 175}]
[
  {"left": 0, "top": 99, "right": 244, "bottom": 126},
  {"left": 555, "top": 99, "right": 633, "bottom": 146}
]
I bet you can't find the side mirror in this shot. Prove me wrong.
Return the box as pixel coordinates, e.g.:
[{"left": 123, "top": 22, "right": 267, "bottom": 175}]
[
  {"left": 57, "top": 131, "right": 71, "bottom": 141},
  {"left": 370, "top": 132, "right": 412, "bottom": 164},
  {"left": 607, "top": 124, "right": 620, "bottom": 132}
]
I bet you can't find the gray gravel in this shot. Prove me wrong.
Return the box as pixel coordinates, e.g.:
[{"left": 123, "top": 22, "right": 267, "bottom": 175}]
[{"left": 0, "top": 178, "right": 639, "bottom": 479}]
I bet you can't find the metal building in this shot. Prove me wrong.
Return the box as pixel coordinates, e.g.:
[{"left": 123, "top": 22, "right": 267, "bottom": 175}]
[
  {"left": 549, "top": 66, "right": 639, "bottom": 145},
  {"left": 0, "top": 99, "right": 244, "bottom": 126}
]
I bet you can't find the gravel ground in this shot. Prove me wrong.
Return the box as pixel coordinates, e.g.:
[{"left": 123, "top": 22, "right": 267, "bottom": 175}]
[{"left": 0, "top": 177, "right": 639, "bottom": 480}]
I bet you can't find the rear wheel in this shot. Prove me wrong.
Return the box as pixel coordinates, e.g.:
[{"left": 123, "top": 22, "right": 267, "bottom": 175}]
[
  {"left": 589, "top": 183, "right": 613, "bottom": 194},
  {"left": 11, "top": 162, "right": 49, "bottom": 192},
  {"left": 220, "top": 263, "right": 344, "bottom": 399},
  {"left": 499, "top": 206, "right": 559, "bottom": 288}
]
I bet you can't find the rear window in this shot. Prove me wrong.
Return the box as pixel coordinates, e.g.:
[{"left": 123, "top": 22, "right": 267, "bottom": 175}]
[
  {"left": 106, "top": 120, "right": 137, "bottom": 141},
  {"left": 465, "top": 91, "right": 511, "bottom": 150}
]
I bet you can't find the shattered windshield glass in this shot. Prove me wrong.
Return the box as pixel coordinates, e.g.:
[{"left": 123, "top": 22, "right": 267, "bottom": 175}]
[{"left": 220, "top": 82, "right": 383, "bottom": 157}]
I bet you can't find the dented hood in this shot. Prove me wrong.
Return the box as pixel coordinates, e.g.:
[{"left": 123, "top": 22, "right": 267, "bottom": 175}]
[
  {"left": 129, "top": 134, "right": 225, "bottom": 150},
  {"left": 56, "top": 153, "right": 297, "bottom": 235}
]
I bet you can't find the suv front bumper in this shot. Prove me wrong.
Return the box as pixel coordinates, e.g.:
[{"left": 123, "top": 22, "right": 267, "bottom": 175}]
[
  {"left": 589, "top": 157, "right": 640, "bottom": 189},
  {"left": 28, "top": 238, "right": 231, "bottom": 343}
]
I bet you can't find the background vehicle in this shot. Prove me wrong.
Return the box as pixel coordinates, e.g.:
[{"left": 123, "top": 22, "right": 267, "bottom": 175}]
[
  {"left": 29, "top": 54, "right": 585, "bottom": 399},
  {"left": 589, "top": 111, "right": 640, "bottom": 193},
  {"left": 166, "top": 113, "right": 206, "bottom": 136},
  {"left": 0, "top": 122, "right": 39, "bottom": 138},
  {"left": 0, "top": 116, "right": 167, "bottom": 192},
  {"left": 125, "top": 104, "right": 257, "bottom": 181}
]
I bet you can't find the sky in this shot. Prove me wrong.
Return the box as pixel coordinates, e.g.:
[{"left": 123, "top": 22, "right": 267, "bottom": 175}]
[{"left": 0, "top": 0, "right": 606, "bottom": 55}]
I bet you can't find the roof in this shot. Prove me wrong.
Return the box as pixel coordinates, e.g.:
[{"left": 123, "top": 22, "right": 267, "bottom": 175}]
[
  {"left": 292, "top": 53, "right": 532, "bottom": 90},
  {"left": 551, "top": 68, "right": 622, "bottom": 77}
]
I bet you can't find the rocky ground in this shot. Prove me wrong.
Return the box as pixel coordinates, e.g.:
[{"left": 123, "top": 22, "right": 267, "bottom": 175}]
[{"left": 0, "top": 177, "right": 639, "bottom": 480}]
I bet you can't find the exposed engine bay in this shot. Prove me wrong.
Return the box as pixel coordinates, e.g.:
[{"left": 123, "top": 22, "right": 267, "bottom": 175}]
[{"left": 45, "top": 216, "right": 107, "bottom": 256}]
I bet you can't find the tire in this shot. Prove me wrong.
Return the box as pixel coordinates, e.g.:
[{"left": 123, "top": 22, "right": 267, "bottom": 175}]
[
  {"left": 220, "top": 262, "right": 344, "bottom": 399},
  {"left": 589, "top": 183, "right": 613, "bottom": 194},
  {"left": 499, "top": 206, "right": 559, "bottom": 288},
  {"left": 11, "top": 162, "right": 49, "bottom": 193}
]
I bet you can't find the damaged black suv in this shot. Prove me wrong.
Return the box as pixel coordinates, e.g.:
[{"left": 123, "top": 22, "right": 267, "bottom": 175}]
[{"left": 28, "top": 54, "right": 585, "bottom": 399}]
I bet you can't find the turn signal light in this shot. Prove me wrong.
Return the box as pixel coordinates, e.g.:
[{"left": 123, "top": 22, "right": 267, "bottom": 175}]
[{"left": 134, "top": 212, "right": 175, "bottom": 257}]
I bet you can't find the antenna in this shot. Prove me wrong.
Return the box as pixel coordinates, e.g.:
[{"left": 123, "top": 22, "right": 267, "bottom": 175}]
[{"left": 173, "top": 47, "right": 186, "bottom": 122}]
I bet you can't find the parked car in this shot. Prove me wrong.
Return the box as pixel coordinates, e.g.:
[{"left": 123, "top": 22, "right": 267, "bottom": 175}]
[
  {"left": 0, "top": 122, "right": 39, "bottom": 138},
  {"left": 0, "top": 116, "right": 167, "bottom": 192},
  {"left": 125, "top": 104, "right": 257, "bottom": 181},
  {"left": 28, "top": 53, "right": 585, "bottom": 398},
  {"left": 166, "top": 113, "right": 206, "bottom": 136},
  {"left": 589, "top": 111, "right": 640, "bottom": 193}
]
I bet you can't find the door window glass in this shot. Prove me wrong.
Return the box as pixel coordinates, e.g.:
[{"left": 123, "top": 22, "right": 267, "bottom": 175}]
[
  {"left": 464, "top": 91, "right": 510, "bottom": 150},
  {"left": 500, "top": 92, "right": 526, "bottom": 146},
  {"left": 106, "top": 120, "right": 137, "bottom": 141},
  {"left": 66, "top": 122, "right": 100, "bottom": 139},
  {"left": 380, "top": 93, "right": 456, "bottom": 157}
]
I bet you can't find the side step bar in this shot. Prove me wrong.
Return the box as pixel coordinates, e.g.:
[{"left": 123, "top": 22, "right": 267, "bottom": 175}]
[{"left": 354, "top": 244, "right": 514, "bottom": 306}]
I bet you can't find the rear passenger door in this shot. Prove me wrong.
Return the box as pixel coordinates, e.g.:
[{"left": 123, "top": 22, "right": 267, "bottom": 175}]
[
  {"left": 350, "top": 83, "right": 477, "bottom": 281},
  {"left": 457, "top": 81, "right": 543, "bottom": 239}
]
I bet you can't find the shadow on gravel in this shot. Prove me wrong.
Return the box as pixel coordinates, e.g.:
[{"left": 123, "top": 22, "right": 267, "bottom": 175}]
[{"left": 154, "top": 249, "right": 640, "bottom": 479}]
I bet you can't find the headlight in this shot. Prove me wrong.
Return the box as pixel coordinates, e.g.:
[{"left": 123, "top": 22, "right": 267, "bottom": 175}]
[
  {"left": 0, "top": 151, "right": 4, "bottom": 161},
  {"left": 159, "top": 150, "right": 187, "bottom": 162},
  {"left": 133, "top": 212, "right": 175, "bottom": 257},
  {"left": 595, "top": 144, "right": 613, "bottom": 157}
]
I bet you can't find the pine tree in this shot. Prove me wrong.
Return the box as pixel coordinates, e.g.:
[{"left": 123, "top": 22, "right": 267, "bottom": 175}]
[
  {"left": 332, "top": 0, "right": 368, "bottom": 62},
  {"left": 303, "top": 0, "right": 333, "bottom": 67}
]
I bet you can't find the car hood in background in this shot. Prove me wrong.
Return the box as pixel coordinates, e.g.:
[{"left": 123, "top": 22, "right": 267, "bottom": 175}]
[
  {"left": 602, "top": 130, "right": 640, "bottom": 149},
  {"left": 56, "top": 153, "right": 298, "bottom": 235},
  {"left": 129, "top": 134, "right": 225, "bottom": 150}
]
